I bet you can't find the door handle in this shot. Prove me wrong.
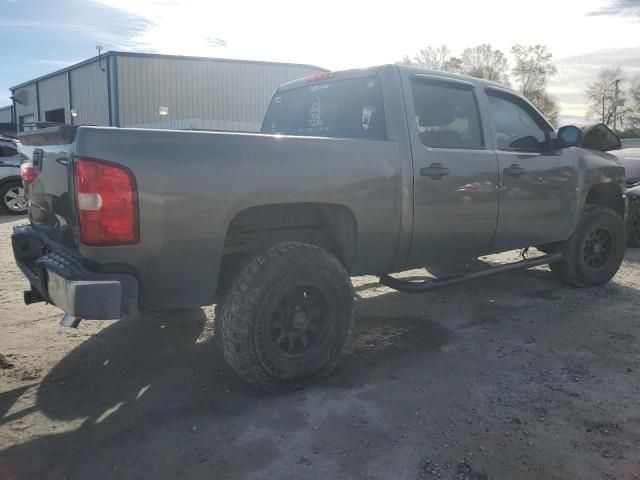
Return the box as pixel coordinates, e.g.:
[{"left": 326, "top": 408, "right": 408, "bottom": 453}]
[
  {"left": 503, "top": 164, "right": 525, "bottom": 177},
  {"left": 420, "top": 163, "right": 450, "bottom": 180}
]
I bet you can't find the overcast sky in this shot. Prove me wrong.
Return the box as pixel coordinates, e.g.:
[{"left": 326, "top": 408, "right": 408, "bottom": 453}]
[{"left": 1, "top": 0, "right": 639, "bottom": 123}]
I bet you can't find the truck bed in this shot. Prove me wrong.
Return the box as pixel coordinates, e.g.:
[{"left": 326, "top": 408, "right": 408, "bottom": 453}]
[{"left": 18, "top": 125, "right": 410, "bottom": 311}]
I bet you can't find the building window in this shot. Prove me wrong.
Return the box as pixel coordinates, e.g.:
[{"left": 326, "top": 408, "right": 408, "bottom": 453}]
[{"left": 45, "top": 108, "right": 66, "bottom": 124}]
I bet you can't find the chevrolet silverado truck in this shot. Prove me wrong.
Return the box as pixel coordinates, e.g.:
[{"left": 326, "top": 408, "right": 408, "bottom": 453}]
[{"left": 12, "top": 65, "right": 627, "bottom": 392}]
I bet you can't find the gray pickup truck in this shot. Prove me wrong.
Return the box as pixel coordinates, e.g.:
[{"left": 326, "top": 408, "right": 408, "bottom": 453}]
[{"left": 12, "top": 65, "right": 627, "bottom": 392}]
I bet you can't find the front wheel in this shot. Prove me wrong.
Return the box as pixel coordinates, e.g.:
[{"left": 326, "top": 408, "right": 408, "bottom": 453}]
[
  {"left": 217, "top": 242, "right": 354, "bottom": 393},
  {"left": 0, "top": 181, "right": 27, "bottom": 215},
  {"left": 550, "top": 205, "right": 626, "bottom": 287}
]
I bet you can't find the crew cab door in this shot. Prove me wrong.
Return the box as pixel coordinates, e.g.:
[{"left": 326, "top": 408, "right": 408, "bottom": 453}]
[
  {"left": 404, "top": 74, "right": 499, "bottom": 266},
  {"left": 485, "top": 88, "right": 578, "bottom": 252}
]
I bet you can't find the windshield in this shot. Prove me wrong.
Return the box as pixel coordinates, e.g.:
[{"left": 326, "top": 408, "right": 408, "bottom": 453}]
[{"left": 261, "top": 76, "right": 386, "bottom": 140}]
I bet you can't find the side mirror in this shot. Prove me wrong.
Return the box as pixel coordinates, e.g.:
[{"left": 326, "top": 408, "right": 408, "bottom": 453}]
[{"left": 556, "top": 125, "right": 584, "bottom": 149}]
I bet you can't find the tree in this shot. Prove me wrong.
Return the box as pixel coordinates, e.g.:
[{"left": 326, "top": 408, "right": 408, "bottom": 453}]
[
  {"left": 585, "top": 67, "right": 625, "bottom": 127},
  {"left": 531, "top": 91, "right": 559, "bottom": 126},
  {"left": 511, "top": 45, "right": 557, "bottom": 98},
  {"left": 510, "top": 44, "right": 558, "bottom": 125},
  {"left": 397, "top": 45, "right": 461, "bottom": 73},
  {"left": 460, "top": 44, "right": 509, "bottom": 84},
  {"left": 626, "top": 77, "right": 640, "bottom": 130}
]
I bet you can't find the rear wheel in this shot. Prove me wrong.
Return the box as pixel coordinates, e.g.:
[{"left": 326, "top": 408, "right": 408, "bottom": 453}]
[
  {"left": 217, "top": 242, "right": 354, "bottom": 393},
  {"left": 550, "top": 205, "right": 625, "bottom": 287},
  {"left": 627, "top": 203, "right": 640, "bottom": 248},
  {"left": 0, "top": 181, "right": 27, "bottom": 215}
]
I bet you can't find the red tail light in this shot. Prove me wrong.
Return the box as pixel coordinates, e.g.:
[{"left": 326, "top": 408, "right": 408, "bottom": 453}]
[
  {"left": 304, "top": 71, "right": 333, "bottom": 82},
  {"left": 74, "top": 157, "right": 139, "bottom": 245},
  {"left": 21, "top": 163, "right": 37, "bottom": 183}
]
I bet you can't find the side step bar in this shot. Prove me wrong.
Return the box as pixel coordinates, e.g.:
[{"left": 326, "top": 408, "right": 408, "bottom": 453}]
[{"left": 380, "top": 253, "right": 562, "bottom": 294}]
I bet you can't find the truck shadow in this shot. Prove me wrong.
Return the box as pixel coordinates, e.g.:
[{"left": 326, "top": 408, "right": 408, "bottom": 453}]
[{"left": 0, "top": 263, "right": 637, "bottom": 479}]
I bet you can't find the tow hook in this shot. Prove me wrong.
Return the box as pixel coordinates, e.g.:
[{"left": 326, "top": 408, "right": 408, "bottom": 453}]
[{"left": 60, "top": 314, "right": 82, "bottom": 328}]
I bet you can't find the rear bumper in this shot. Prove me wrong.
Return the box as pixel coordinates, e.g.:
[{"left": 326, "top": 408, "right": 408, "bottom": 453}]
[{"left": 11, "top": 224, "right": 138, "bottom": 320}]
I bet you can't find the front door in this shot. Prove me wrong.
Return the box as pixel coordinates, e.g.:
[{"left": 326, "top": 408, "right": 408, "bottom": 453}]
[
  {"left": 405, "top": 75, "right": 499, "bottom": 267},
  {"left": 485, "top": 88, "right": 579, "bottom": 252}
]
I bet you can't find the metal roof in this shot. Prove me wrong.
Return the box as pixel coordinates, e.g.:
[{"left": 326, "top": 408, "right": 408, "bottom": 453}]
[{"left": 10, "top": 51, "right": 328, "bottom": 90}]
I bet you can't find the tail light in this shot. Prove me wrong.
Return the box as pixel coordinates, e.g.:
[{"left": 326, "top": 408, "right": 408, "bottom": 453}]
[
  {"left": 21, "top": 163, "right": 37, "bottom": 183},
  {"left": 74, "top": 157, "right": 139, "bottom": 245},
  {"left": 304, "top": 71, "right": 333, "bottom": 82}
]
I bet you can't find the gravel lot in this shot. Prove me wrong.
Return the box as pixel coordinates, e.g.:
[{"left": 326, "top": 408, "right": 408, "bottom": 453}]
[{"left": 1, "top": 214, "right": 639, "bottom": 480}]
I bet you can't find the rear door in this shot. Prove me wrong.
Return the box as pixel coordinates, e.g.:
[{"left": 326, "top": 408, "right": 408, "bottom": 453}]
[
  {"left": 485, "top": 88, "right": 578, "bottom": 252},
  {"left": 403, "top": 74, "right": 499, "bottom": 266}
]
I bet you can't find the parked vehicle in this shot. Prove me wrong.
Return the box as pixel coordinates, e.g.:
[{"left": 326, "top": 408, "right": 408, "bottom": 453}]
[
  {"left": 0, "top": 136, "right": 26, "bottom": 215},
  {"left": 609, "top": 148, "right": 640, "bottom": 247},
  {"left": 12, "top": 65, "right": 627, "bottom": 392}
]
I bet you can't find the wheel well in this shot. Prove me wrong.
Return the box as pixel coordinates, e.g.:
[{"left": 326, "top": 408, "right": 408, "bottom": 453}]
[
  {"left": 0, "top": 176, "right": 21, "bottom": 189},
  {"left": 221, "top": 203, "right": 357, "bottom": 281},
  {"left": 585, "top": 183, "right": 625, "bottom": 218}
]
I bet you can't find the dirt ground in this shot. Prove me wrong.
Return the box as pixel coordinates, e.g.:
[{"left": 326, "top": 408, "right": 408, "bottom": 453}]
[{"left": 1, "top": 214, "right": 639, "bottom": 480}]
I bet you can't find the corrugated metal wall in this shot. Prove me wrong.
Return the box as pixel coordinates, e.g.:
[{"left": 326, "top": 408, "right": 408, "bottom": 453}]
[
  {"left": 70, "top": 60, "right": 110, "bottom": 126},
  {"left": 13, "top": 83, "right": 38, "bottom": 123},
  {"left": 0, "top": 106, "right": 12, "bottom": 123},
  {"left": 38, "top": 73, "right": 70, "bottom": 123},
  {"left": 116, "top": 56, "right": 319, "bottom": 131}
]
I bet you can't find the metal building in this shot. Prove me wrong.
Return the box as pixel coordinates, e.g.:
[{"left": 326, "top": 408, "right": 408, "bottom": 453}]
[
  {"left": 0, "top": 106, "right": 12, "bottom": 123},
  {"left": 10, "top": 52, "right": 325, "bottom": 132}
]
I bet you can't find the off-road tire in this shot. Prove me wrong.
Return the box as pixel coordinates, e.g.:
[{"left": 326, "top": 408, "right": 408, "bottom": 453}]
[
  {"left": 217, "top": 242, "right": 354, "bottom": 393},
  {"left": 626, "top": 203, "right": 640, "bottom": 248},
  {"left": 550, "top": 205, "right": 625, "bottom": 287}
]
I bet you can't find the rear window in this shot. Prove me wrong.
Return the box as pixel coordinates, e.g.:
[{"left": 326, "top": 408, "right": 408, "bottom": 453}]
[{"left": 261, "top": 76, "right": 386, "bottom": 140}]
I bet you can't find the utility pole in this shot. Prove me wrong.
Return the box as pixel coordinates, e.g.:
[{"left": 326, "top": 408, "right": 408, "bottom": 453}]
[{"left": 613, "top": 79, "right": 620, "bottom": 132}]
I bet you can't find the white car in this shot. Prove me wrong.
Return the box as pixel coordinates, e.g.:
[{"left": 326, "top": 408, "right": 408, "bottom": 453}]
[{"left": 0, "top": 136, "right": 26, "bottom": 215}]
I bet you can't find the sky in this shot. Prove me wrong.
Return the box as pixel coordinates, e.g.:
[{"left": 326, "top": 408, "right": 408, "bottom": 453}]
[{"left": 1, "top": 0, "right": 639, "bottom": 123}]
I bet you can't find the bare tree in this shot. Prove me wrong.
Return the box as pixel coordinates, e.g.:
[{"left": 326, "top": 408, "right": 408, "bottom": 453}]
[
  {"left": 585, "top": 67, "right": 625, "bottom": 126},
  {"left": 396, "top": 45, "right": 461, "bottom": 72},
  {"left": 627, "top": 77, "right": 640, "bottom": 129},
  {"left": 511, "top": 45, "right": 557, "bottom": 98},
  {"left": 532, "top": 92, "right": 559, "bottom": 126},
  {"left": 510, "top": 44, "right": 558, "bottom": 125},
  {"left": 460, "top": 44, "right": 509, "bottom": 84}
]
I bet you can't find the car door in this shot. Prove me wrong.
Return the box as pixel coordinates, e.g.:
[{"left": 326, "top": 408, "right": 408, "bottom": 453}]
[
  {"left": 485, "top": 88, "right": 579, "bottom": 252},
  {"left": 404, "top": 74, "right": 499, "bottom": 267}
]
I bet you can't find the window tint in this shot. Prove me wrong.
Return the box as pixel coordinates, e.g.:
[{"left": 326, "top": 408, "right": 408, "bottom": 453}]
[
  {"left": 411, "top": 80, "right": 483, "bottom": 149},
  {"left": 488, "top": 94, "right": 549, "bottom": 152},
  {"left": 261, "top": 77, "right": 386, "bottom": 140}
]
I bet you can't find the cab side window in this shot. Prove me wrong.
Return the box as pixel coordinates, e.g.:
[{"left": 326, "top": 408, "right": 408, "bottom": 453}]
[
  {"left": 487, "top": 92, "right": 550, "bottom": 152},
  {"left": 411, "top": 80, "right": 484, "bottom": 150}
]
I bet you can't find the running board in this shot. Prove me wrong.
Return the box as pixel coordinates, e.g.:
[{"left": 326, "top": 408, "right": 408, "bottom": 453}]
[{"left": 379, "top": 253, "right": 562, "bottom": 294}]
